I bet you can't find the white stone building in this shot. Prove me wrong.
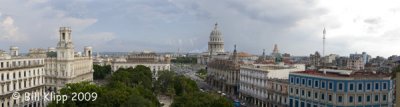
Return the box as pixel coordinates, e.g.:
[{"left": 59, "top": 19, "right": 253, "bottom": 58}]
[
  {"left": 208, "top": 23, "right": 224, "bottom": 53},
  {"left": 0, "top": 27, "right": 94, "bottom": 107},
  {"left": 44, "top": 27, "right": 93, "bottom": 92},
  {"left": 197, "top": 23, "right": 230, "bottom": 65},
  {"left": 111, "top": 52, "right": 171, "bottom": 79},
  {"left": 0, "top": 49, "right": 46, "bottom": 107},
  {"left": 239, "top": 63, "right": 305, "bottom": 107}
]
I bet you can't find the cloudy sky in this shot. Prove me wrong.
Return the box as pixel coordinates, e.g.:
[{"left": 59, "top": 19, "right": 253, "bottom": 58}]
[{"left": 0, "top": 0, "right": 400, "bottom": 57}]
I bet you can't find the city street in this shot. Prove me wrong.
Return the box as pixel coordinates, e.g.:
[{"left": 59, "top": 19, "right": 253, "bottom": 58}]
[{"left": 171, "top": 64, "right": 212, "bottom": 91}]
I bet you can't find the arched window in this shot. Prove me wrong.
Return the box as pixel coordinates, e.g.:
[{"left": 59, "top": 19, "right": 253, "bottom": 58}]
[{"left": 62, "top": 33, "right": 65, "bottom": 40}]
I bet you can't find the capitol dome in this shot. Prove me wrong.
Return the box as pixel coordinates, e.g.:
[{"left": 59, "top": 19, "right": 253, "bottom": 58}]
[
  {"left": 208, "top": 22, "right": 225, "bottom": 53},
  {"left": 210, "top": 23, "right": 222, "bottom": 37}
]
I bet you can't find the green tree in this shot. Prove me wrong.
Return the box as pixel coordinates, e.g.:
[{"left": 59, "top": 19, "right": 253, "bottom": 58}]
[
  {"left": 122, "top": 93, "right": 156, "bottom": 107},
  {"left": 171, "top": 57, "right": 197, "bottom": 64},
  {"left": 93, "top": 65, "right": 112, "bottom": 80},
  {"left": 47, "top": 82, "right": 104, "bottom": 107},
  {"left": 51, "top": 65, "right": 232, "bottom": 107},
  {"left": 154, "top": 71, "right": 176, "bottom": 97},
  {"left": 173, "top": 75, "right": 198, "bottom": 96},
  {"left": 50, "top": 65, "right": 160, "bottom": 107},
  {"left": 196, "top": 69, "right": 207, "bottom": 75},
  {"left": 392, "top": 65, "right": 400, "bottom": 79}
]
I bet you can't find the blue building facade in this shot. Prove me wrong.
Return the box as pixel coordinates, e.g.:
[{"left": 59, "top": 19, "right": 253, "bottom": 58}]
[{"left": 288, "top": 70, "right": 393, "bottom": 107}]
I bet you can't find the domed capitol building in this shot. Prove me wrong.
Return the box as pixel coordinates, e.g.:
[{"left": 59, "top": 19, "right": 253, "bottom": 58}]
[
  {"left": 197, "top": 23, "right": 230, "bottom": 64},
  {"left": 208, "top": 23, "right": 225, "bottom": 53}
]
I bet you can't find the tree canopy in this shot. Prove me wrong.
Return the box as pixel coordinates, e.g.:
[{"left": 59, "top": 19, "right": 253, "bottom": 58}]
[
  {"left": 93, "top": 65, "right": 112, "bottom": 80},
  {"left": 171, "top": 57, "right": 197, "bottom": 64},
  {"left": 50, "top": 65, "right": 232, "bottom": 107}
]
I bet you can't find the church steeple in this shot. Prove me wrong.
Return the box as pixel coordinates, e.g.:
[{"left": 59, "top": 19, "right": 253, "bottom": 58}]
[
  {"left": 234, "top": 44, "right": 237, "bottom": 53},
  {"left": 262, "top": 49, "right": 266, "bottom": 60},
  {"left": 273, "top": 44, "right": 279, "bottom": 54},
  {"left": 233, "top": 44, "right": 238, "bottom": 63}
]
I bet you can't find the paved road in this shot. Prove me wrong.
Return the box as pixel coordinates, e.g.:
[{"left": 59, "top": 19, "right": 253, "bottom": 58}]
[
  {"left": 171, "top": 64, "right": 245, "bottom": 106},
  {"left": 171, "top": 64, "right": 212, "bottom": 91}
]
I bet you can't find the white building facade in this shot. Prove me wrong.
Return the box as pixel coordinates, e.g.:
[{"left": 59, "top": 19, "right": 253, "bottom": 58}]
[
  {"left": 44, "top": 27, "right": 93, "bottom": 92},
  {"left": 111, "top": 52, "right": 171, "bottom": 79},
  {"left": 0, "top": 27, "right": 94, "bottom": 107},
  {"left": 0, "top": 50, "right": 46, "bottom": 107},
  {"left": 239, "top": 64, "right": 305, "bottom": 107},
  {"left": 198, "top": 23, "right": 228, "bottom": 65}
]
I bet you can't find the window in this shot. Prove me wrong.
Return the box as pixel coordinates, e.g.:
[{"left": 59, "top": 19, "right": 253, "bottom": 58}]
[
  {"left": 296, "top": 88, "right": 299, "bottom": 95},
  {"left": 291, "top": 77, "right": 294, "bottom": 83},
  {"left": 314, "top": 80, "right": 319, "bottom": 87},
  {"left": 358, "top": 83, "right": 363, "bottom": 91},
  {"left": 328, "top": 82, "right": 333, "bottom": 90},
  {"left": 307, "top": 91, "right": 311, "bottom": 97},
  {"left": 366, "top": 95, "right": 371, "bottom": 102},
  {"left": 308, "top": 79, "right": 312, "bottom": 86},
  {"left": 321, "top": 81, "right": 326, "bottom": 88},
  {"left": 338, "top": 83, "right": 343, "bottom": 90},
  {"left": 358, "top": 96, "right": 363, "bottom": 102},
  {"left": 383, "top": 83, "right": 387, "bottom": 90},
  {"left": 328, "top": 95, "right": 332, "bottom": 101},
  {"left": 290, "top": 88, "right": 293, "bottom": 93},
  {"left": 296, "top": 78, "right": 300, "bottom": 84},
  {"left": 349, "top": 83, "right": 354, "bottom": 91},
  {"left": 374, "top": 95, "right": 379, "bottom": 102},
  {"left": 338, "top": 96, "right": 343, "bottom": 103},
  {"left": 302, "top": 79, "right": 306, "bottom": 85},
  {"left": 366, "top": 83, "right": 371, "bottom": 90},
  {"left": 321, "top": 93, "right": 325, "bottom": 100},
  {"left": 314, "top": 92, "right": 318, "bottom": 99},
  {"left": 383, "top": 95, "right": 387, "bottom": 101},
  {"left": 62, "top": 33, "right": 66, "bottom": 40},
  {"left": 375, "top": 83, "right": 379, "bottom": 90},
  {"left": 301, "top": 90, "right": 305, "bottom": 96},
  {"left": 349, "top": 96, "right": 354, "bottom": 103}
]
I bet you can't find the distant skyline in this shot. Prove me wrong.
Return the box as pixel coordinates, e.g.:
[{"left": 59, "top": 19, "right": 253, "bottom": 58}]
[{"left": 1, "top": 0, "right": 400, "bottom": 57}]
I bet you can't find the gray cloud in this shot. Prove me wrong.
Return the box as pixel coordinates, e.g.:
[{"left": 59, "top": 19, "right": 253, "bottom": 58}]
[
  {"left": 364, "top": 17, "right": 381, "bottom": 24},
  {"left": 0, "top": 0, "right": 102, "bottom": 52},
  {"left": 4, "top": 0, "right": 398, "bottom": 57}
]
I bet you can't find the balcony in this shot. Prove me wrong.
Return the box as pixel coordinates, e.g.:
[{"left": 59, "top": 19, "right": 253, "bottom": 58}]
[{"left": 0, "top": 64, "right": 45, "bottom": 71}]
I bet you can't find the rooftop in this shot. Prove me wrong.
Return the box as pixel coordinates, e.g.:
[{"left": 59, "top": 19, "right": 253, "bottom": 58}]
[
  {"left": 237, "top": 52, "right": 252, "bottom": 57},
  {"left": 241, "top": 63, "right": 304, "bottom": 71},
  {"left": 291, "top": 69, "right": 391, "bottom": 78}
]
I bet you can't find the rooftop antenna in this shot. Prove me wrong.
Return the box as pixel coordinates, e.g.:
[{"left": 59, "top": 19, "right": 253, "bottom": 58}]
[{"left": 323, "top": 27, "right": 326, "bottom": 74}]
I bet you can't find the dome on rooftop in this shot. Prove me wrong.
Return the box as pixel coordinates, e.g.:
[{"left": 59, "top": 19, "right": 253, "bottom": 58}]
[{"left": 210, "top": 23, "right": 222, "bottom": 38}]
